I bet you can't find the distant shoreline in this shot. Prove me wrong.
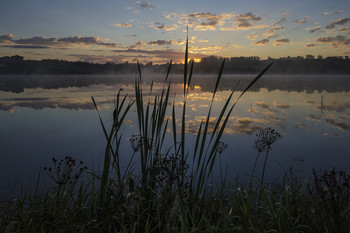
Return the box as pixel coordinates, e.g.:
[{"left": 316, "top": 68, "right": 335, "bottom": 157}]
[
  {"left": 1, "top": 55, "right": 350, "bottom": 75},
  {"left": 1, "top": 73, "right": 350, "bottom": 94}
]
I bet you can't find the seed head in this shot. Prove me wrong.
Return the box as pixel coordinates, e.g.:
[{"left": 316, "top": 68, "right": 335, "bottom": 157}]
[
  {"left": 130, "top": 134, "right": 142, "bottom": 152},
  {"left": 253, "top": 139, "right": 266, "bottom": 152},
  {"left": 256, "top": 127, "right": 282, "bottom": 148},
  {"left": 217, "top": 141, "right": 229, "bottom": 154}
]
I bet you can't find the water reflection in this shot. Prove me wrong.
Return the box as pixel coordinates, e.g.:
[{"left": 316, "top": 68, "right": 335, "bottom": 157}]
[{"left": 0, "top": 74, "right": 349, "bottom": 198}]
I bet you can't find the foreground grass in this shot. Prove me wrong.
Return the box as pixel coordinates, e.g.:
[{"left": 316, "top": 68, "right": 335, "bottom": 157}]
[
  {"left": 1, "top": 37, "right": 349, "bottom": 232},
  {"left": 1, "top": 167, "right": 349, "bottom": 232}
]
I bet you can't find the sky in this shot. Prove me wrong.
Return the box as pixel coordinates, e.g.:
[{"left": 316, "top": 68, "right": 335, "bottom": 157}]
[{"left": 0, "top": 0, "right": 350, "bottom": 64}]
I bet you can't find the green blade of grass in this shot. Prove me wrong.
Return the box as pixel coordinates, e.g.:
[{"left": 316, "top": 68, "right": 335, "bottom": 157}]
[
  {"left": 193, "top": 120, "right": 203, "bottom": 163},
  {"left": 165, "top": 59, "right": 172, "bottom": 83},
  {"left": 172, "top": 100, "right": 177, "bottom": 154},
  {"left": 208, "top": 80, "right": 240, "bottom": 144},
  {"left": 186, "top": 60, "right": 194, "bottom": 95},
  {"left": 184, "top": 27, "right": 188, "bottom": 97},
  {"left": 212, "top": 58, "right": 225, "bottom": 102},
  {"left": 235, "top": 62, "right": 273, "bottom": 104},
  {"left": 137, "top": 60, "right": 142, "bottom": 81}
]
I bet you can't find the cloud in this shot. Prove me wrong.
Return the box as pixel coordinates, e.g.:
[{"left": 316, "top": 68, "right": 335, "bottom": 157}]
[
  {"left": 233, "top": 117, "right": 266, "bottom": 135},
  {"left": 273, "top": 101, "right": 290, "bottom": 109},
  {"left": 316, "top": 35, "right": 350, "bottom": 48},
  {"left": 235, "top": 12, "right": 264, "bottom": 30},
  {"left": 147, "top": 40, "right": 173, "bottom": 46},
  {"left": 0, "top": 97, "right": 100, "bottom": 111},
  {"left": 189, "top": 44, "right": 228, "bottom": 54},
  {"left": 68, "top": 54, "right": 132, "bottom": 63},
  {"left": 247, "top": 34, "right": 259, "bottom": 40},
  {"left": 138, "top": 1, "right": 154, "bottom": 9},
  {"left": 134, "top": 1, "right": 154, "bottom": 14},
  {"left": 273, "top": 12, "right": 287, "bottom": 25},
  {"left": 294, "top": 16, "right": 310, "bottom": 24},
  {"left": 273, "top": 38, "right": 290, "bottom": 47},
  {"left": 113, "top": 48, "right": 176, "bottom": 55},
  {"left": 57, "top": 36, "right": 117, "bottom": 47},
  {"left": 322, "top": 12, "right": 329, "bottom": 16},
  {"left": 13, "top": 36, "right": 58, "bottom": 46},
  {"left": 316, "top": 100, "right": 350, "bottom": 112},
  {"left": 0, "top": 34, "right": 119, "bottom": 48},
  {"left": 111, "top": 48, "right": 206, "bottom": 63},
  {"left": 274, "top": 17, "right": 286, "bottom": 25},
  {"left": 305, "top": 43, "right": 317, "bottom": 48},
  {"left": 325, "top": 17, "right": 350, "bottom": 30},
  {"left": 325, "top": 118, "right": 349, "bottom": 130},
  {"left": 340, "top": 27, "right": 350, "bottom": 32},
  {"left": 188, "top": 12, "right": 223, "bottom": 31},
  {"left": 254, "top": 38, "right": 269, "bottom": 46},
  {"left": 307, "top": 114, "right": 321, "bottom": 122},
  {"left": 295, "top": 123, "right": 310, "bottom": 132},
  {"left": 190, "top": 12, "right": 220, "bottom": 24},
  {"left": 268, "top": 26, "right": 285, "bottom": 33},
  {"left": 254, "top": 102, "right": 270, "bottom": 109},
  {"left": 0, "top": 33, "right": 13, "bottom": 43},
  {"left": 307, "top": 26, "right": 321, "bottom": 33},
  {"left": 130, "top": 39, "right": 184, "bottom": 49},
  {"left": 115, "top": 22, "right": 132, "bottom": 28},
  {"left": 260, "top": 111, "right": 284, "bottom": 122},
  {"left": 163, "top": 11, "right": 265, "bottom": 31},
  {"left": 246, "top": 26, "right": 285, "bottom": 41},
  {"left": 1, "top": 45, "right": 50, "bottom": 49},
  {"left": 150, "top": 22, "right": 178, "bottom": 31}
]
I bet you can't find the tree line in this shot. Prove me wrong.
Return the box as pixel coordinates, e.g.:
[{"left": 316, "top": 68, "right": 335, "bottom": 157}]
[{"left": 1, "top": 55, "right": 350, "bottom": 74}]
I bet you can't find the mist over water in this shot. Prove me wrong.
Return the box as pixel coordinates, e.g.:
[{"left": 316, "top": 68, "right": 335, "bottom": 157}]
[{"left": 1, "top": 74, "right": 349, "bottom": 198}]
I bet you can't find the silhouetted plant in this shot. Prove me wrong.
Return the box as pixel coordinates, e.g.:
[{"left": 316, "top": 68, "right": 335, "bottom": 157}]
[
  {"left": 155, "top": 153, "right": 190, "bottom": 203},
  {"left": 44, "top": 156, "right": 87, "bottom": 186},
  {"left": 130, "top": 134, "right": 142, "bottom": 152},
  {"left": 217, "top": 141, "right": 229, "bottom": 184},
  {"left": 44, "top": 156, "right": 87, "bottom": 206},
  {"left": 250, "top": 138, "right": 267, "bottom": 190},
  {"left": 0, "top": 35, "right": 279, "bottom": 233},
  {"left": 255, "top": 127, "right": 282, "bottom": 201},
  {"left": 308, "top": 168, "right": 350, "bottom": 232}
]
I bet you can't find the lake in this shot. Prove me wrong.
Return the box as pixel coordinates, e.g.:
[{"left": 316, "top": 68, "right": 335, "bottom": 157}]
[{"left": 1, "top": 74, "right": 350, "bottom": 198}]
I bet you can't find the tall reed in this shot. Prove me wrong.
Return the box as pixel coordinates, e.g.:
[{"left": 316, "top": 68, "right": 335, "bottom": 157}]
[
  {"left": 2, "top": 34, "right": 349, "bottom": 232},
  {"left": 91, "top": 31, "right": 272, "bottom": 226}
]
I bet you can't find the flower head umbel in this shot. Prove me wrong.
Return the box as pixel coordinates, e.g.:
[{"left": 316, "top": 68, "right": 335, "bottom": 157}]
[
  {"left": 130, "top": 134, "right": 142, "bottom": 152},
  {"left": 217, "top": 141, "right": 229, "bottom": 154},
  {"left": 44, "top": 156, "right": 87, "bottom": 186},
  {"left": 253, "top": 139, "right": 267, "bottom": 153},
  {"left": 130, "top": 134, "right": 154, "bottom": 152},
  {"left": 256, "top": 127, "right": 282, "bottom": 148},
  {"left": 254, "top": 127, "right": 282, "bottom": 199}
]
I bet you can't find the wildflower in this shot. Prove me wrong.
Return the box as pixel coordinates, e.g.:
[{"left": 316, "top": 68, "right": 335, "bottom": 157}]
[
  {"left": 44, "top": 156, "right": 87, "bottom": 186},
  {"left": 254, "top": 127, "right": 282, "bottom": 201},
  {"left": 253, "top": 139, "right": 266, "bottom": 152},
  {"left": 217, "top": 141, "right": 229, "bottom": 154},
  {"left": 130, "top": 134, "right": 142, "bottom": 152},
  {"left": 256, "top": 127, "right": 282, "bottom": 148},
  {"left": 129, "top": 135, "right": 154, "bottom": 152}
]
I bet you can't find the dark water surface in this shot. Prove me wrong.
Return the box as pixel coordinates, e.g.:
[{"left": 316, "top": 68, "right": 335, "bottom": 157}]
[{"left": 1, "top": 74, "right": 350, "bottom": 198}]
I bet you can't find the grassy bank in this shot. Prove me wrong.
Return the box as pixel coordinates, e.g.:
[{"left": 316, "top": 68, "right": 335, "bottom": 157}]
[{"left": 1, "top": 37, "right": 350, "bottom": 233}]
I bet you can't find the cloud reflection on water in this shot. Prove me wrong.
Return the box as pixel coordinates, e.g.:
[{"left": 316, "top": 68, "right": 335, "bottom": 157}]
[
  {"left": 1, "top": 75, "right": 350, "bottom": 139},
  {"left": 1, "top": 74, "right": 350, "bottom": 198}
]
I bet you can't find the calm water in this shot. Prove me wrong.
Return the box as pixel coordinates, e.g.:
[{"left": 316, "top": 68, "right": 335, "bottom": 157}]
[{"left": 1, "top": 74, "right": 350, "bottom": 198}]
